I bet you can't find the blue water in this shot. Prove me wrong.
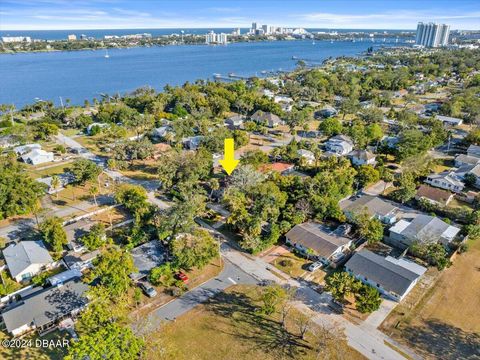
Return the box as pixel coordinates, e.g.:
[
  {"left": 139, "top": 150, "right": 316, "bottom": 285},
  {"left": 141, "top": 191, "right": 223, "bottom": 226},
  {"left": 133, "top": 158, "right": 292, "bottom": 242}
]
[{"left": 0, "top": 40, "right": 409, "bottom": 108}]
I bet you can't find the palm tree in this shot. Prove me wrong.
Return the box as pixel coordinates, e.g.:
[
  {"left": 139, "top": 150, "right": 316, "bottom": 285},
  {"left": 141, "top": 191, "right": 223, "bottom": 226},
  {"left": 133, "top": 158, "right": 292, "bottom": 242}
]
[
  {"left": 89, "top": 185, "right": 99, "bottom": 207},
  {"left": 51, "top": 175, "right": 60, "bottom": 200}
]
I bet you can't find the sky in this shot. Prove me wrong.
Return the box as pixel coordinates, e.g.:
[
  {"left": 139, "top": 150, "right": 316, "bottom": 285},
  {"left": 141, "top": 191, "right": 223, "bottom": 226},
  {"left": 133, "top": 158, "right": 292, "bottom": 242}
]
[{"left": 1, "top": 0, "right": 479, "bottom": 31}]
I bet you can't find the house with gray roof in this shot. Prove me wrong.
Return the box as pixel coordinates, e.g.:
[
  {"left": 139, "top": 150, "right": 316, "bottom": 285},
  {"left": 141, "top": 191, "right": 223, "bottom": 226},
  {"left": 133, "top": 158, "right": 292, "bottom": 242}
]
[
  {"left": 225, "top": 114, "right": 245, "bottom": 128},
  {"left": 341, "top": 195, "right": 398, "bottom": 224},
  {"left": 251, "top": 110, "right": 282, "bottom": 128},
  {"left": 13, "top": 143, "right": 41, "bottom": 155},
  {"left": 324, "top": 135, "right": 354, "bottom": 156},
  {"left": 348, "top": 149, "right": 376, "bottom": 166},
  {"left": 129, "top": 241, "right": 166, "bottom": 281},
  {"left": 285, "top": 223, "right": 353, "bottom": 267},
  {"left": 387, "top": 214, "right": 461, "bottom": 249},
  {"left": 1, "top": 278, "right": 88, "bottom": 336},
  {"left": 21, "top": 149, "right": 54, "bottom": 165},
  {"left": 345, "top": 249, "right": 427, "bottom": 301},
  {"left": 3, "top": 241, "right": 55, "bottom": 282},
  {"left": 425, "top": 171, "right": 465, "bottom": 193},
  {"left": 467, "top": 144, "right": 480, "bottom": 158},
  {"left": 454, "top": 154, "right": 480, "bottom": 168}
]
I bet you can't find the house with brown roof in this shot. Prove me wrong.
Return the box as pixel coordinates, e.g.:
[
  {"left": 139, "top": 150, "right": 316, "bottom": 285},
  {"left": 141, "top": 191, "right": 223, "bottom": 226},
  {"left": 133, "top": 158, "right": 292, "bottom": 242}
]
[
  {"left": 285, "top": 223, "right": 353, "bottom": 267},
  {"left": 258, "top": 162, "right": 294, "bottom": 175},
  {"left": 415, "top": 184, "right": 454, "bottom": 206}
]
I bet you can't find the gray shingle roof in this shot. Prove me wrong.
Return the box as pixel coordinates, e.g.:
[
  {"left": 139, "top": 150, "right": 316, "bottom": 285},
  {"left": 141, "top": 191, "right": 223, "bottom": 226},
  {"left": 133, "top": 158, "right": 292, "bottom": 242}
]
[
  {"left": 3, "top": 241, "right": 53, "bottom": 278},
  {"left": 286, "top": 223, "right": 351, "bottom": 258},
  {"left": 129, "top": 241, "right": 165, "bottom": 281},
  {"left": 345, "top": 249, "right": 426, "bottom": 296},
  {"left": 1, "top": 278, "right": 88, "bottom": 333},
  {"left": 342, "top": 195, "right": 397, "bottom": 217}
]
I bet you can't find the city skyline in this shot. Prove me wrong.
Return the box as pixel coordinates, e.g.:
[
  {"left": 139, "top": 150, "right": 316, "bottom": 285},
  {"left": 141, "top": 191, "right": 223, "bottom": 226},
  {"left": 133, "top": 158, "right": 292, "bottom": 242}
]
[{"left": 1, "top": 0, "right": 480, "bottom": 31}]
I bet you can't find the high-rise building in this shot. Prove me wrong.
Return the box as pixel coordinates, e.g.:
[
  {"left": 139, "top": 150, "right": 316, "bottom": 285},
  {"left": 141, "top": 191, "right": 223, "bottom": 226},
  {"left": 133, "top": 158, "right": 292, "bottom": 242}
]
[
  {"left": 251, "top": 22, "right": 257, "bottom": 34},
  {"left": 416, "top": 22, "right": 450, "bottom": 47},
  {"left": 262, "top": 24, "right": 269, "bottom": 34},
  {"left": 205, "top": 31, "right": 216, "bottom": 44},
  {"left": 217, "top": 33, "right": 228, "bottom": 45}
]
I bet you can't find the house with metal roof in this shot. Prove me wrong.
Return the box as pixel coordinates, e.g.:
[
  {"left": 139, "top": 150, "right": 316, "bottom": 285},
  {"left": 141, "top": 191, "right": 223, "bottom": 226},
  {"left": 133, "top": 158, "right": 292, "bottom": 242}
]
[
  {"left": 20, "top": 149, "right": 54, "bottom": 165},
  {"left": 341, "top": 195, "right": 398, "bottom": 224},
  {"left": 285, "top": 223, "right": 353, "bottom": 267},
  {"left": 13, "top": 143, "right": 41, "bottom": 155},
  {"left": 0, "top": 278, "right": 88, "bottom": 336},
  {"left": 345, "top": 249, "right": 427, "bottom": 301},
  {"left": 388, "top": 214, "right": 461, "bottom": 249},
  {"left": 3, "top": 241, "right": 55, "bottom": 282}
]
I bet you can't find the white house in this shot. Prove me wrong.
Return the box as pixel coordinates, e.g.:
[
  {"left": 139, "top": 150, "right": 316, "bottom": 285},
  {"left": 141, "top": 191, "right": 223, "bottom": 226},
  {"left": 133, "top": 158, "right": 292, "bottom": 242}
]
[
  {"left": 36, "top": 173, "right": 74, "bottom": 194},
  {"left": 425, "top": 171, "right": 465, "bottom": 193},
  {"left": 13, "top": 143, "right": 41, "bottom": 155},
  {"left": 86, "top": 122, "right": 109, "bottom": 135},
  {"left": 297, "top": 149, "right": 315, "bottom": 165},
  {"left": 348, "top": 149, "right": 376, "bottom": 166},
  {"left": 345, "top": 249, "right": 427, "bottom": 302},
  {"left": 436, "top": 115, "right": 463, "bottom": 127},
  {"left": 225, "top": 114, "right": 245, "bottom": 128},
  {"left": 388, "top": 214, "right": 461, "bottom": 249},
  {"left": 21, "top": 149, "right": 54, "bottom": 165},
  {"left": 285, "top": 223, "right": 352, "bottom": 268},
  {"left": 152, "top": 125, "right": 174, "bottom": 140},
  {"left": 324, "top": 135, "right": 354, "bottom": 156},
  {"left": 3, "top": 241, "right": 55, "bottom": 282}
]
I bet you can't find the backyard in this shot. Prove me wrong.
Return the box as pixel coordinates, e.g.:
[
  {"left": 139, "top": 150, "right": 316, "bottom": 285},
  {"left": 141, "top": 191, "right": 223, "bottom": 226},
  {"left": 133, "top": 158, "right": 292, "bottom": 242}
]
[
  {"left": 142, "top": 285, "right": 365, "bottom": 360},
  {"left": 380, "top": 238, "right": 480, "bottom": 359}
]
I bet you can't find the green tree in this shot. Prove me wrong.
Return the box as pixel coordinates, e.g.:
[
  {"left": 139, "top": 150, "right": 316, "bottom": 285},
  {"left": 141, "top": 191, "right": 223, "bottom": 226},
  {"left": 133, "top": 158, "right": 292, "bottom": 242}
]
[
  {"left": 149, "top": 262, "right": 177, "bottom": 287},
  {"left": 318, "top": 117, "right": 342, "bottom": 136},
  {"left": 356, "top": 165, "right": 380, "bottom": 188},
  {"left": 81, "top": 223, "right": 107, "bottom": 250},
  {"left": 66, "top": 322, "right": 143, "bottom": 360},
  {"left": 355, "top": 212, "right": 384, "bottom": 244},
  {"left": 171, "top": 229, "right": 219, "bottom": 270},
  {"left": 39, "top": 216, "right": 67, "bottom": 254},
  {"left": 70, "top": 159, "right": 102, "bottom": 185},
  {"left": 114, "top": 184, "right": 149, "bottom": 221},
  {"left": 259, "top": 284, "right": 287, "bottom": 315},
  {"left": 325, "top": 272, "right": 359, "bottom": 302},
  {"left": 92, "top": 247, "right": 136, "bottom": 297},
  {"left": 355, "top": 284, "right": 382, "bottom": 313}
]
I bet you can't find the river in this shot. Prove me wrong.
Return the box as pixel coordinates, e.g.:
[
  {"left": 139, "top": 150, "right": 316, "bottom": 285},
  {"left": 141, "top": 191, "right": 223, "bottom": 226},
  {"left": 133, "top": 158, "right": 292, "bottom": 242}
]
[{"left": 0, "top": 39, "right": 408, "bottom": 107}]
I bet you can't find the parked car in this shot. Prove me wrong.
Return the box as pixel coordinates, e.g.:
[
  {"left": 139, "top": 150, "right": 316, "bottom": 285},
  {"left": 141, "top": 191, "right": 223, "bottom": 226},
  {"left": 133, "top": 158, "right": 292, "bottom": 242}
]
[
  {"left": 139, "top": 282, "right": 157, "bottom": 297},
  {"left": 176, "top": 271, "right": 189, "bottom": 283},
  {"left": 308, "top": 261, "right": 323, "bottom": 272}
]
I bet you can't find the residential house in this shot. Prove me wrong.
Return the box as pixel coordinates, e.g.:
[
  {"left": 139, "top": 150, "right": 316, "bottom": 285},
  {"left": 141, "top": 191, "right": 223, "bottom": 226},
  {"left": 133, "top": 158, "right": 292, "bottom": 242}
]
[
  {"left": 36, "top": 173, "right": 74, "bottom": 194},
  {"left": 0, "top": 135, "right": 20, "bottom": 149},
  {"left": 348, "top": 149, "right": 376, "bottom": 166},
  {"left": 86, "top": 122, "right": 109, "bottom": 135},
  {"left": 388, "top": 214, "right": 461, "bottom": 248},
  {"left": 324, "top": 135, "right": 354, "bottom": 156},
  {"left": 63, "top": 250, "right": 101, "bottom": 272},
  {"left": 182, "top": 136, "right": 204, "bottom": 150},
  {"left": 285, "top": 223, "right": 353, "bottom": 267},
  {"left": 297, "top": 149, "right": 315, "bottom": 165},
  {"left": 251, "top": 110, "right": 282, "bottom": 128},
  {"left": 21, "top": 149, "right": 54, "bottom": 165},
  {"left": 436, "top": 115, "right": 463, "bottom": 127},
  {"left": 64, "top": 219, "right": 101, "bottom": 252},
  {"left": 393, "top": 89, "right": 409, "bottom": 98},
  {"left": 258, "top": 162, "right": 295, "bottom": 175},
  {"left": 315, "top": 106, "right": 338, "bottom": 119},
  {"left": 3, "top": 241, "right": 55, "bottom": 282},
  {"left": 47, "top": 269, "right": 82, "bottom": 286},
  {"left": 129, "top": 241, "right": 166, "bottom": 282},
  {"left": 274, "top": 95, "right": 294, "bottom": 112},
  {"left": 13, "top": 143, "right": 41, "bottom": 155},
  {"left": 1, "top": 278, "right": 88, "bottom": 337},
  {"left": 345, "top": 249, "right": 427, "bottom": 302},
  {"left": 425, "top": 171, "right": 465, "bottom": 193},
  {"left": 415, "top": 184, "right": 454, "bottom": 206},
  {"left": 225, "top": 114, "right": 245, "bottom": 128},
  {"left": 454, "top": 154, "right": 480, "bottom": 168},
  {"left": 341, "top": 195, "right": 398, "bottom": 224},
  {"left": 467, "top": 144, "right": 480, "bottom": 158},
  {"left": 152, "top": 125, "right": 174, "bottom": 140}
]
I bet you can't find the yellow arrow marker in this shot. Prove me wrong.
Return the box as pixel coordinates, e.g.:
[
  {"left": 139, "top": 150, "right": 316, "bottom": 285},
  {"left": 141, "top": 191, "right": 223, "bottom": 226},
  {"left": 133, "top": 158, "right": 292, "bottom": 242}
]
[{"left": 219, "top": 138, "right": 239, "bottom": 175}]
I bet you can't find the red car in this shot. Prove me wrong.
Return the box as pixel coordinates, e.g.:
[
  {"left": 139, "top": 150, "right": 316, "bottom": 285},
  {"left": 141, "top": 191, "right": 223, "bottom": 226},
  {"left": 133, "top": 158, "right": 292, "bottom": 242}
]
[{"left": 176, "top": 272, "right": 189, "bottom": 283}]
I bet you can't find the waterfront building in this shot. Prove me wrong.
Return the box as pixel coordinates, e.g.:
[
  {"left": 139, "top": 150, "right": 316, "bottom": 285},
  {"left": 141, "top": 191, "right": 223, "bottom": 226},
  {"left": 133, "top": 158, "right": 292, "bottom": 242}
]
[
  {"left": 217, "top": 33, "right": 228, "bottom": 45},
  {"left": 1, "top": 36, "right": 32, "bottom": 43},
  {"left": 205, "top": 31, "right": 227, "bottom": 45},
  {"left": 232, "top": 28, "right": 241, "bottom": 36},
  {"left": 415, "top": 22, "right": 450, "bottom": 47},
  {"left": 262, "top": 24, "right": 269, "bottom": 34},
  {"left": 67, "top": 34, "right": 77, "bottom": 41},
  {"left": 251, "top": 22, "right": 258, "bottom": 34}
]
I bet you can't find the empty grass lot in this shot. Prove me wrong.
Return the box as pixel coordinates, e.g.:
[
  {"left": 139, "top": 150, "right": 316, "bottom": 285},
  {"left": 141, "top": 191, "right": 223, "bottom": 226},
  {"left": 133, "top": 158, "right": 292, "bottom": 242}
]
[
  {"left": 380, "top": 238, "right": 480, "bottom": 359},
  {"left": 143, "top": 285, "right": 365, "bottom": 360}
]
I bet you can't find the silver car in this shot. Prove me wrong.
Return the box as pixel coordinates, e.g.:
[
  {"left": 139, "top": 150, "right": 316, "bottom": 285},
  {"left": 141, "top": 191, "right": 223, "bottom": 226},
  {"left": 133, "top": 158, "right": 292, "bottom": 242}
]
[{"left": 308, "top": 261, "right": 323, "bottom": 272}]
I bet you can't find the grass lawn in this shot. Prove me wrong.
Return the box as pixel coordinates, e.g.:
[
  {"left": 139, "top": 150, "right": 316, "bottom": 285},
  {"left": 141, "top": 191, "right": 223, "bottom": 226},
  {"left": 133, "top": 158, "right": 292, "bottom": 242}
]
[
  {"left": 26, "top": 162, "right": 73, "bottom": 179},
  {"left": 380, "top": 238, "right": 480, "bottom": 359},
  {"left": 271, "top": 251, "right": 309, "bottom": 278},
  {"left": 0, "top": 330, "right": 70, "bottom": 360},
  {"left": 143, "top": 285, "right": 365, "bottom": 360}
]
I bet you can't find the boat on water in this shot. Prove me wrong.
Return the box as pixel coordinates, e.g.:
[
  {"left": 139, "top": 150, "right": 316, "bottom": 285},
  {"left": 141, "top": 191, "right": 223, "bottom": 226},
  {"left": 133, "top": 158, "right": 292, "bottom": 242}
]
[
  {"left": 104, "top": 49, "right": 110, "bottom": 58},
  {"left": 292, "top": 56, "right": 298, "bottom": 60},
  {"left": 312, "top": 41, "right": 316, "bottom": 45}
]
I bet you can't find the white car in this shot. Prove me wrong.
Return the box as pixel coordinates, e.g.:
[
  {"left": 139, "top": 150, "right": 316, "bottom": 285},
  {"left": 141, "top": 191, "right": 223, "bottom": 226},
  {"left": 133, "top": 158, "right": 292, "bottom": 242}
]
[{"left": 308, "top": 261, "right": 323, "bottom": 272}]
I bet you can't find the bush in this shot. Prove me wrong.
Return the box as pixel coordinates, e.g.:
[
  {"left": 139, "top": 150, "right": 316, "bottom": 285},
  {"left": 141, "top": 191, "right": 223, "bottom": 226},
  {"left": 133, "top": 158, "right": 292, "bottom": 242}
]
[{"left": 279, "top": 259, "right": 293, "bottom": 267}]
